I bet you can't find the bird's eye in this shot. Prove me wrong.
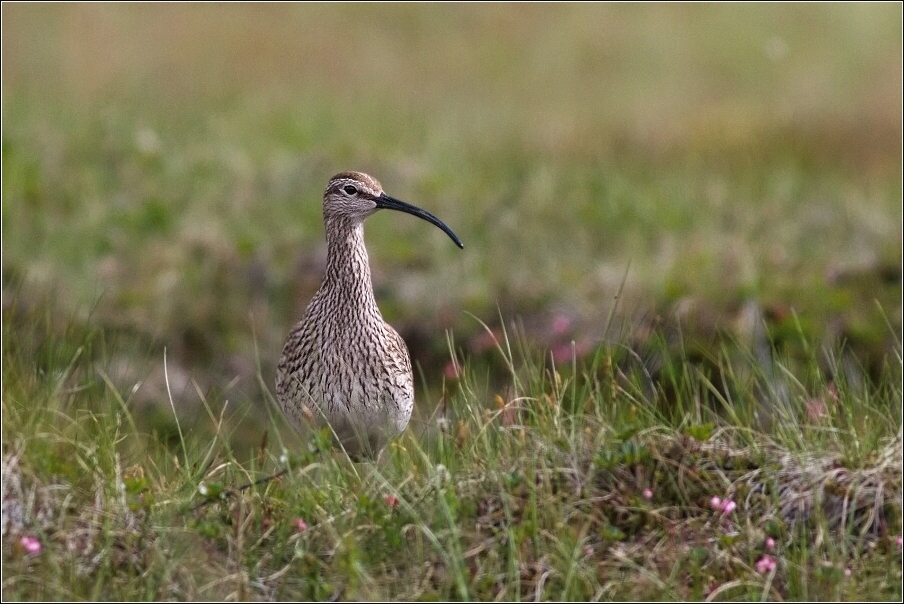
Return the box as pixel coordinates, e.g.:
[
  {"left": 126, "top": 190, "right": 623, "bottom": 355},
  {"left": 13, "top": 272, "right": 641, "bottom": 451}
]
[{"left": 343, "top": 185, "right": 358, "bottom": 195}]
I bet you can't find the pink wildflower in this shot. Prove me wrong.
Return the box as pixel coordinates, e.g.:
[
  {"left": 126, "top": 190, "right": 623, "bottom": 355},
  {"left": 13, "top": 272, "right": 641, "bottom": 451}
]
[
  {"left": 755, "top": 555, "right": 776, "bottom": 574},
  {"left": 765, "top": 537, "right": 776, "bottom": 551},
  {"left": 19, "top": 535, "right": 41, "bottom": 555},
  {"left": 551, "top": 340, "right": 592, "bottom": 364},
  {"left": 896, "top": 535, "right": 903, "bottom": 548},
  {"left": 551, "top": 315, "right": 571, "bottom": 335},
  {"left": 709, "top": 496, "right": 737, "bottom": 514},
  {"left": 805, "top": 398, "right": 828, "bottom": 421},
  {"left": 293, "top": 518, "right": 308, "bottom": 533},
  {"left": 384, "top": 494, "right": 399, "bottom": 509},
  {"left": 443, "top": 361, "right": 460, "bottom": 379},
  {"left": 470, "top": 330, "right": 501, "bottom": 353},
  {"left": 642, "top": 488, "right": 653, "bottom": 500},
  {"left": 844, "top": 568, "right": 851, "bottom": 577},
  {"left": 583, "top": 544, "right": 594, "bottom": 557}
]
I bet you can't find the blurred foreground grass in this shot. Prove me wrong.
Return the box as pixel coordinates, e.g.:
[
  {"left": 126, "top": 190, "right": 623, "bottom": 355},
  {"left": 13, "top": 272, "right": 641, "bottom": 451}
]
[{"left": 2, "top": 5, "right": 902, "bottom": 598}]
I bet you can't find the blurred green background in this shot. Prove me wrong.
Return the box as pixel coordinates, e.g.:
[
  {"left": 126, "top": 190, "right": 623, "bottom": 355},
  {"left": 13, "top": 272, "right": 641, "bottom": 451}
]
[{"left": 2, "top": 4, "right": 901, "bottom": 429}]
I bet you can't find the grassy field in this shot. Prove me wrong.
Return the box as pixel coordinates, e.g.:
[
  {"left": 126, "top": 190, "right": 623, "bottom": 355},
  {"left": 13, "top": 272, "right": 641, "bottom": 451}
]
[{"left": 2, "top": 4, "right": 902, "bottom": 600}]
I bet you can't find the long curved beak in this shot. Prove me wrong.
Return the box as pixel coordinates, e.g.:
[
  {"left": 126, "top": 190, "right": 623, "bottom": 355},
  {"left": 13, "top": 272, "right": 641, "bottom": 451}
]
[{"left": 375, "top": 193, "right": 464, "bottom": 249}]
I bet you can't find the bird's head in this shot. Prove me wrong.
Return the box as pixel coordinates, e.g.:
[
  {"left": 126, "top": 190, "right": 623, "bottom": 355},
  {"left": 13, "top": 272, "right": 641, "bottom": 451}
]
[{"left": 323, "top": 172, "right": 463, "bottom": 249}]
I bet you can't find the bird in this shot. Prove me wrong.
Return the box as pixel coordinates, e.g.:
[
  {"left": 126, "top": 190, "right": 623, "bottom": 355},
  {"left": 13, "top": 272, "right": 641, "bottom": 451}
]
[{"left": 276, "top": 172, "right": 463, "bottom": 460}]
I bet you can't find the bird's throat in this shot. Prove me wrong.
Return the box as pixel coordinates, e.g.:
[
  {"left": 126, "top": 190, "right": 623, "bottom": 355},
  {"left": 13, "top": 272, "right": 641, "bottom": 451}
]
[{"left": 322, "top": 221, "right": 377, "bottom": 309}]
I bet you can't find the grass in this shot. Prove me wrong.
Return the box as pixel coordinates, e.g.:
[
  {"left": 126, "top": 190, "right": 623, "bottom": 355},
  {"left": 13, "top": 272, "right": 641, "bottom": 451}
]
[
  {"left": 2, "top": 4, "right": 902, "bottom": 600},
  {"left": 2, "top": 303, "right": 901, "bottom": 600}
]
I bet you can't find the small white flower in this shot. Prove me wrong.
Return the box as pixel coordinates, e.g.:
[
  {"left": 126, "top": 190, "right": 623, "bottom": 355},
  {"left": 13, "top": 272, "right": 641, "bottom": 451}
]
[{"left": 434, "top": 463, "right": 451, "bottom": 487}]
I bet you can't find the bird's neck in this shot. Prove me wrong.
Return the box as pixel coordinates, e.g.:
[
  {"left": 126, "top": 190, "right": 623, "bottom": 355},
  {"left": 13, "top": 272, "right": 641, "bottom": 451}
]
[{"left": 322, "top": 218, "right": 378, "bottom": 309}]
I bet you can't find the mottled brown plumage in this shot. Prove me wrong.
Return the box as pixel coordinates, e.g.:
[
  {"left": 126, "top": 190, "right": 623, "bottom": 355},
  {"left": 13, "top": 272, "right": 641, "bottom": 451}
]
[{"left": 276, "top": 172, "right": 463, "bottom": 459}]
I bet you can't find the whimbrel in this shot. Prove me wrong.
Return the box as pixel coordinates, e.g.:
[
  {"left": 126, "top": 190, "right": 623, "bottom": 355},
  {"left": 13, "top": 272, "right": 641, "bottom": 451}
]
[{"left": 276, "top": 172, "right": 463, "bottom": 460}]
